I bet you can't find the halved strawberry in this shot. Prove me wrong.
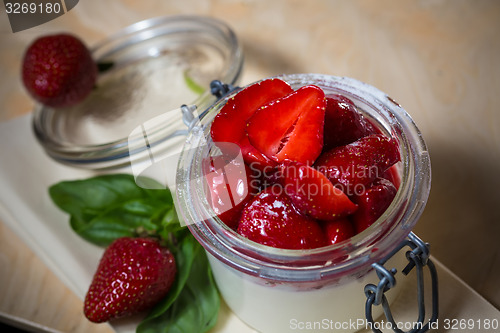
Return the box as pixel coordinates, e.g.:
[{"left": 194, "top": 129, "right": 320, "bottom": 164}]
[
  {"left": 323, "top": 218, "right": 355, "bottom": 245},
  {"left": 246, "top": 85, "right": 326, "bottom": 165},
  {"left": 202, "top": 150, "right": 257, "bottom": 229},
  {"left": 280, "top": 161, "right": 357, "bottom": 221},
  {"left": 210, "top": 78, "right": 293, "bottom": 169},
  {"left": 314, "top": 134, "right": 400, "bottom": 191},
  {"left": 323, "top": 94, "right": 376, "bottom": 150},
  {"left": 351, "top": 178, "right": 397, "bottom": 233},
  {"left": 237, "top": 185, "right": 327, "bottom": 249}
]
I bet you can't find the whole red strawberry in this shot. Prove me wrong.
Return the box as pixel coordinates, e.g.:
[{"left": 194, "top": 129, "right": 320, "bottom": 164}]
[
  {"left": 84, "top": 237, "right": 176, "bottom": 323},
  {"left": 22, "top": 33, "right": 97, "bottom": 108}
]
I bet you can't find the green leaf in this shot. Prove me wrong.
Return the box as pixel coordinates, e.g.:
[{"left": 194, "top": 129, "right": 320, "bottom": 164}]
[
  {"left": 49, "top": 174, "right": 177, "bottom": 246},
  {"left": 49, "top": 174, "right": 146, "bottom": 220},
  {"left": 71, "top": 200, "right": 160, "bottom": 246},
  {"left": 97, "top": 61, "right": 114, "bottom": 73},
  {"left": 137, "top": 234, "right": 220, "bottom": 333},
  {"left": 183, "top": 70, "right": 205, "bottom": 95}
]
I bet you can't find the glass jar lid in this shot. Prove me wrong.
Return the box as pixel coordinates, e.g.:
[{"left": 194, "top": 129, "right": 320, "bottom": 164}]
[{"left": 32, "top": 15, "right": 243, "bottom": 169}]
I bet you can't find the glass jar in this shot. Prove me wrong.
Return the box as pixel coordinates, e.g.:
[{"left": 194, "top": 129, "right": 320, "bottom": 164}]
[
  {"left": 32, "top": 15, "right": 243, "bottom": 170},
  {"left": 175, "top": 74, "right": 431, "bottom": 333}
]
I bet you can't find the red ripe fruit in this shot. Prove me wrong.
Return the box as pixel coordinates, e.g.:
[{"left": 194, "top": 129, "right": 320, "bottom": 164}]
[
  {"left": 237, "top": 185, "right": 327, "bottom": 249},
  {"left": 210, "top": 78, "right": 293, "bottom": 169},
  {"left": 351, "top": 178, "right": 397, "bottom": 233},
  {"left": 315, "top": 134, "right": 400, "bottom": 190},
  {"left": 323, "top": 218, "right": 355, "bottom": 245},
  {"left": 84, "top": 237, "right": 176, "bottom": 323},
  {"left": 247, "top": 85, "right": 326, "bottom": 165},
  {"left": 202, "top": 151, "right": 257, "bottom": 229},
  {"left": 280, "top": 161, "right": 357, "bottom": 221},
  {"left": 22, "top": 34, "right": 97, "bottom": 108},
  {"left": 323, "top": 94, "right": 376, "bottom": 150}
]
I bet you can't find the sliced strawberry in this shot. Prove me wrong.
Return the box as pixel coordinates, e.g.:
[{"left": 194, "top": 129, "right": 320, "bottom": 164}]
[
  {"left": 237, "top": 185, "right": 327, "bottom": 249},
  {"left": 351, "top": 178, "right": 397, "bottom": 233},
  {"left": 210, "top": 78, "right": 293, "bottom": 168},
  {"left": 381, "top": 165, "right": 401, "bottom": 190},
  {"left": 323, "top": 94, "right": 377, "bottom": 150},
  {"left": 323, "top": 218, "right": 355, "bottom": 245},
  {"left": 314, "top": 134, "right": 400, "bottom": 191},
  {"left": 239, "top": 137, "right": 278, "bottom": 172},
  {"left": 280, "top": 161, "right": 357, "bottom": 221},
  {"left": 246, "top": 85, "right": 326, "bottom": 165},
  {"left": 202, "top": 151, "right": 257, "bottom": 229}
]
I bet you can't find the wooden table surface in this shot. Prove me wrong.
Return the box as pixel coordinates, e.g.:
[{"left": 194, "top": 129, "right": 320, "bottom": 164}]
[{"left": 1, "top": 1, "right": 499, "bottom": 332}]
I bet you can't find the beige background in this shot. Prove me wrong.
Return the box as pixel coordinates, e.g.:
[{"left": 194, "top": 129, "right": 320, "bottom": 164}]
[{"left": 1, "top": 0, "right": 499, "bottom": 332}]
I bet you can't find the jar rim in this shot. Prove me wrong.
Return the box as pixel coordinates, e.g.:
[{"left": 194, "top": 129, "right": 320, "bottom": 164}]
[
  {"left": 32, "top": 15, "right": 243, "bottom": 170},
  {"left": 178, "top": 74, "right": 431, "bottom": 281}
]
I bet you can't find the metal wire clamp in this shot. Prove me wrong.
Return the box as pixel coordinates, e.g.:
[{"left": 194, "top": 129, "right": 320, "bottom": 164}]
[{"left": 364, "top": 232, "right": 439, "bottom": 333}]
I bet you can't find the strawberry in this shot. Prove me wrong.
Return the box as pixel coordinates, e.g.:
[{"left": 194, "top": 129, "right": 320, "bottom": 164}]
[
  {"left": 237, "top": 185, "right": 327, "bottom": 249},
  {"left": 351, "top": 178, "right": 397, "bottom": 233},
  {"left": 314, "top": 134, "right": 400, "bottom": 191},
  {"left": 381, "top": 165, "right": 401, "bottom": 190},
  {"left": 280, "top": 161, "right": 357, "bottom": 221},
  {"left": 202, "top": 151, "right": 258, "bottom": 229},
  {"left": 22, "top": 33, "right": 97, "bottom": 108},
  {"left": 323, "top": 218, "right": 355, "bottom": 245},
  {"left": 246, "top": 85, "right": 326, "bottom": 165},
  {"left": 84, "top": 237, "right": 176, "bottom": 323},
  {"left": 210, "top": 78, "right": 293, "bottom": 169},
  {"left": 323, "top": 94, "right": 376, "bottom": 150}
]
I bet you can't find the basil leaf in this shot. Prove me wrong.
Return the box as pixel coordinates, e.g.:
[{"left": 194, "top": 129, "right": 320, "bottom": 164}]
[
  {"left": 49, "top": 174, "right": 177, "bottom": 246},
  {"left": 49, "top": 174, "right": 146, "bottom": 221},
  {"left": 139, "top": 232, "right": 197, "bottom": 323},
  {"left": 137, "top": 234, "right": 219, "bottom": 333},
  {"left": 70, "top": 200, "right": 160, "bottom": 246}
]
